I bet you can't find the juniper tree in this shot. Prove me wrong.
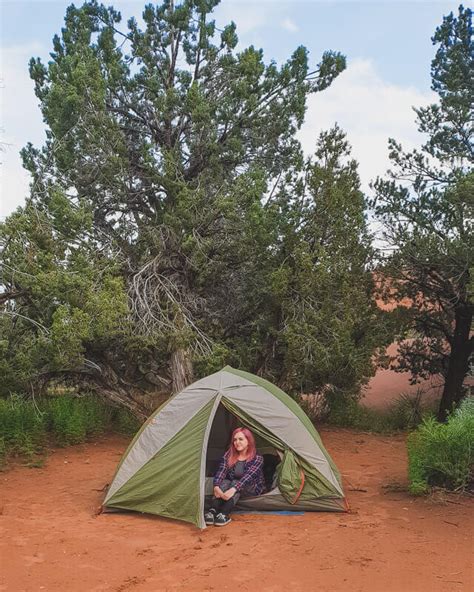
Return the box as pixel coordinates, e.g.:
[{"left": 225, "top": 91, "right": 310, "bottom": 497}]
[
  {"left": 373, "top": 5, "right": 473, "bottom": 420},
  {"left": 260, "top": 126, "right": 388, "bottom": 398},
  {"left": 1, "top": 0, "right": 345, "bottom": 404}
]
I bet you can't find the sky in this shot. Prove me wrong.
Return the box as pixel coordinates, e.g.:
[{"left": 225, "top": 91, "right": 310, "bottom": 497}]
[{"left": 0, "top": 0, "right": 465, "bottom": 219}]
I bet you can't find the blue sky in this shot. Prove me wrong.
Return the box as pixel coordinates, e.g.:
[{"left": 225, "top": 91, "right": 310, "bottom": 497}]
[{"left": 0, "top": 0, "right": 464, "bottom": 217}]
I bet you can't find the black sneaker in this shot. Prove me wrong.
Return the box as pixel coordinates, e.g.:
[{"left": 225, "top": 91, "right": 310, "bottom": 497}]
[
  {"left": 214, "top": 512, "right": 231, "bottom": 527},
  {"left": 204, "top": 509, "right": 216, "bottom": 525}
]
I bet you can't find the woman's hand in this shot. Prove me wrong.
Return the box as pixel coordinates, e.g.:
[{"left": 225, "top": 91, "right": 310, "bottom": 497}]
[
  {"left": 221, "top": 487, "right": 237, "bottom": 501},
  {"left": 213, "top": 486, "right": 224, "bottom": 499}
]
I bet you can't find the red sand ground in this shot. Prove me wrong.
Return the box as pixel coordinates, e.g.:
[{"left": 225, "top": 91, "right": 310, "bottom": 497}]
[{"left": 1, "top": 430, "right": 473, "bottom": 592}]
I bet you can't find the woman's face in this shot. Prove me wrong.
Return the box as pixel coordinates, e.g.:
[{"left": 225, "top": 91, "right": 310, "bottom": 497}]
[{"left": 233, "top": 431, "right": 249, "bottom": 455}]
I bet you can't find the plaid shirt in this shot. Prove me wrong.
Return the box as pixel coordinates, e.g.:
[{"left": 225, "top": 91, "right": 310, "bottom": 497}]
[{"left": 213, "top": 452, "right": 265, "bottom": 496}]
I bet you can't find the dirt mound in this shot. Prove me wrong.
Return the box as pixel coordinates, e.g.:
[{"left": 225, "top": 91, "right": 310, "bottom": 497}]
[{"left": 1, "top": 430, "right": 472, "bottom": 591}]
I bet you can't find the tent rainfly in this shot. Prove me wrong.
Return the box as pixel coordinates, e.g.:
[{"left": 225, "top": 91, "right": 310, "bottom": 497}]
[{"left": 103, "top": 366, "right": 347, "bottom": 528}]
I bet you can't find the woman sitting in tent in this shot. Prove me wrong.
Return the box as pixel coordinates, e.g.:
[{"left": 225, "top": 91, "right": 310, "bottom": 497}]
[{"left": 205, "top": 427, "right": 265, "bottom": 526}]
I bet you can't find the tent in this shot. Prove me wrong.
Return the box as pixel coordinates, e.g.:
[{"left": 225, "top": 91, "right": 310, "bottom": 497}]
[{"left": 103, "top": 366, "right": 346, "bottom": 528}]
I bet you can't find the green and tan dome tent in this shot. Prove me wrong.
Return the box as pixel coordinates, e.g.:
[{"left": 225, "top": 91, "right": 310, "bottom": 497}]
[{"left": 103, "top": 366, "right": 346, "bottom": 528}]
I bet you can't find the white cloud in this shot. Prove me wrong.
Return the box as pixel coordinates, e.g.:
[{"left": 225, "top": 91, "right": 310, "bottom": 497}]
[
  {"left": 298, "top": 58, "right": 435, "bottom": 192},
  {"left": 0, "top": 4, "right": 280, "bottom": 221},
  {"left": 281, "top": 18, "right": 299, "bottom": 33},
  {"left": 1, "top": 43, "right": 46, "bottom": 219},
  {"left": 1, "top": 46, "right": 435, "bottom": 223},
  {"left": 216, "top": 3, "right": 271, "bottom": 35}
]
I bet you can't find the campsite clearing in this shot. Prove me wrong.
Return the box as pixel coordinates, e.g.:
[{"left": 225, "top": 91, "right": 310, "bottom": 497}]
[{"left": 1, "top": 428, "right": 472, "bottom": 592}]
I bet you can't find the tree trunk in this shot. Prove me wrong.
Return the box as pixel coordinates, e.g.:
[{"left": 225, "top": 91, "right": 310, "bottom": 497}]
[
  {"left": 170, "top": 347, "right": 193, "bottom": 394},
  {"left": 437, "top": 304, "right": 473, "bottom": 422}
]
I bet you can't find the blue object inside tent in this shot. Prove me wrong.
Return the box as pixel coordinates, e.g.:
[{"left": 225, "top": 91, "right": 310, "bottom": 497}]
[{"left": 233, "top": 510, "right": 305, "bottom": 515}]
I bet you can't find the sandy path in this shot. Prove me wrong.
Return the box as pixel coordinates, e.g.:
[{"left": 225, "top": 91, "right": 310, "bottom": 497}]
[{"left": 1, "top": 429, "right": 472, "bottom": 592}]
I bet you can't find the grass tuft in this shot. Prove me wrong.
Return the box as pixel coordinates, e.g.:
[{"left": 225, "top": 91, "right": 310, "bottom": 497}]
[
  {"left": 407, "top": 397, "right": 474, "bottom": 495},
  {"left": 0, "top": 395, "right": 46, "bottom": 462},
  {"left": 0, "top": 393, "right": 141, "bottom": 466}
]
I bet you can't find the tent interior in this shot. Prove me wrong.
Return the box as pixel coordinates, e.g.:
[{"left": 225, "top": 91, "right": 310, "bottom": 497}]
[{"left": 205, "top": 403, "right": 281, "bottom": 494}]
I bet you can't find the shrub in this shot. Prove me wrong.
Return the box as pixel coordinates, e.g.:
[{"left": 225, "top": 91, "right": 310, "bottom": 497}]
[
  {"left": 45, "top": 396, "right": 88, "bottom": 445},
  {"left": 407, "top": 398, "right": 474, "bottom": 494},
  {"left": 111, "top": 407, "right": 141, "bottom": 435},
  {"left": 324, "top": 393, "right": 395, "bottom": 432},
  {"left": 0, "top": 393, "right": 142, "bottom": 464},
  {"left": 320, "top": 390, "right": 435, "bottom": 433},
  {"left": 44, "top": 395, "right": 114, "bottom": 445},
  {"left": 0, "top": 396, "right": 46, "bottom": 460},
  {"left": 296, "top": 392, "right": 328, "bottom": 422},
  {"left": 385, "top": 390, "right": 436, "bottom": 431},
  {"left": 80, "top": 396, "right": 114, "bottom": 436},
  {"left": 455, "top": 395, "right": 474, "bottom": 419}
]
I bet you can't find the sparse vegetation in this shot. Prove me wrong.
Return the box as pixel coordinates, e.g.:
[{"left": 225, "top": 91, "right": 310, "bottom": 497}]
[
  {"left": 321, "top": 390, "right": 435, "bottom": 433},
  {"left": 386, "top": 390, "right": 437, "bottom": 431},
  {"left": 324, "top": 396, "right": 395, "bottom": 433}
]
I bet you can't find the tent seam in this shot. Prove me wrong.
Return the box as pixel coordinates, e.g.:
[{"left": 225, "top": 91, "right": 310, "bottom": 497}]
[{"left": 198, "top": 392, "right": 222, "bottom": 529}]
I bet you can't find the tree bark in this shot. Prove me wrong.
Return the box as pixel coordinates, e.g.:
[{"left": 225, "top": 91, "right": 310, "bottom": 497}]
[
  {"left": 437, "top": 303, "right": 473, "bottom": 421},
  {"left": 170, "top": 347, "right": 193, "bottom": 394}
]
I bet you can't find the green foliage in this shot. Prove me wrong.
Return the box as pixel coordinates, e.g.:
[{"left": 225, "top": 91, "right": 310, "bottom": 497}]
[
  {"left": 0, "top": 396, "right": 46, "bottom": 460},
  {"left": 1, "top": 0, "right": 347, "bottom": 400},
  {"left": 0, "top": 199, "right": 129, "bottom": 396},
  {"left": 373, "top": 5, "right": 473, "bottom": 419},
  {"left": 454, "top": 394, "right": 474, "bottom": 419},
  {"left": 265, "top": 125, "right": 391, "bottom": 394},
  {"left": 0, "top": 394, "right": 141, "bottom": 465},
  {"left": 387, "top": 390, "right": 437, "bottom": 431},
  {"left": 408, "top": 399, "right": 474, "bottom": 494},
  {"left": 44, "top": 395, "right": 112, "bottom": 445},
  {"left": 324, "top": 396, "right": 394, "bottom": 433},
  {"left": 110, "top": 407, "right": 141, "bottom": 436},
  {"left": 193, "top": 343, "right": 233, "bottom": 378},
  {"left": 419, "top": 4, "right": 473, "bottom": 161},
  {"left": 324, "top": 390, "right": 434, "bottom": 433}
]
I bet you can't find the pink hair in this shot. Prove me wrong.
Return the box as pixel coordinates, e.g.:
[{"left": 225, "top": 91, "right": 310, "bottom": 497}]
[{"left": 226, "top": 427, "right": 257, "bottom": 467}]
